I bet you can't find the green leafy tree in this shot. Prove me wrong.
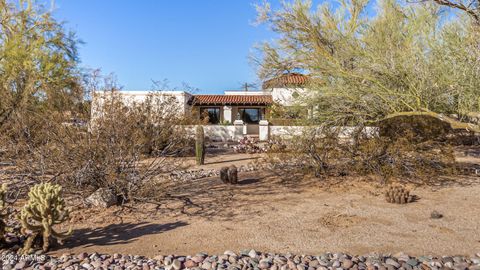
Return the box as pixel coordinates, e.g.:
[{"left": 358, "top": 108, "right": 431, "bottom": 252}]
[
  {"left": 254, "top": 0, "right": 480, "bottom": 130},
  {"left": 0, "top": 0, "right": 83, "bottom": 128}
]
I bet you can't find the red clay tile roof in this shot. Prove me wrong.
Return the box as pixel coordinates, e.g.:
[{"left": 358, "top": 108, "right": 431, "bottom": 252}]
[
  {"left": 262, "top": 73, "right": 309, "bottom": 89},
  {"left": 191, "top": 95, "right": 273, "bottom": 105}
]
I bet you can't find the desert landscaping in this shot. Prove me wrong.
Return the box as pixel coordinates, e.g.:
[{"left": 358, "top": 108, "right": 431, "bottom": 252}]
[
  {"left": 1, "top": 0, "right": 480, "bottom": 269},
  {"left": 1, "top": 148, "right": 480, "bottom": 269}
]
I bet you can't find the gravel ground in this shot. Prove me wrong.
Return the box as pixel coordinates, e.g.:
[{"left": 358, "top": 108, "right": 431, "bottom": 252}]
[
  {"left": 53, "top": 174, "right": 480, "bottom": 257},
  {"left": 1, "top": 249, "right": 480, "bottom": 270}
]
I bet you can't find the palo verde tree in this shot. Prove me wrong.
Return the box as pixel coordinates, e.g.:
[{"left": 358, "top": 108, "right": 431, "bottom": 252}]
[
  {"left": 0, "top": 0, "right": 83, "bottom": 128},
  {"left": 254, "top": 0, "right": 480, "bottom": 130},
  {"left": 424, "top": 0, "right": 479, "bottom": 24}
]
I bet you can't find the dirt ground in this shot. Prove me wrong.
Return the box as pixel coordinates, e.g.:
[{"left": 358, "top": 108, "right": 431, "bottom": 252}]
[{"left": 49, "top": 152, "right": 480, "bottom": 257}]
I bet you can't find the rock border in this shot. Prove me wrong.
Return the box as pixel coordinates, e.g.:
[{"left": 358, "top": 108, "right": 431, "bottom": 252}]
[{"left": 1, "top": 250, "right": 480, "bottom": 270}]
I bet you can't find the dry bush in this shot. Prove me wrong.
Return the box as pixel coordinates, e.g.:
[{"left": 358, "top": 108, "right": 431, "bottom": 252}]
[
  {"left": 347, "top": 131, "right": 456, "bottom": 184},
  {"left": 266, "top": 126, "right": 344, "bottom": 178},
  {"left": 62, "top": 90, "right": 190, "bottom": 203},
  {"left": 0, "top": 88, "right": 190, "bottom": 203},
  {"left": 267, "top": 122, "right": 456, "bottom": 184},
  {"left": 294, "top": 127, "right": 342, "bottom": 178},
  {"left": 378, "top": 114, "right": 453, "bottom": 142}
]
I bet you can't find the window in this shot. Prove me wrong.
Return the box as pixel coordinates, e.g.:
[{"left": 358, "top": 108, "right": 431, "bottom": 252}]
[
  {"left": 200, "top": 107, "right": 220, "bottom": 124},
  {"left": 239, "top": 108, "right": 262, "bottom": 124}
]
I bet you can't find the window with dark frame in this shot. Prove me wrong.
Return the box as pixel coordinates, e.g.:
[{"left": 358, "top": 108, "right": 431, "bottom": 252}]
[
  {"left": 200, "top": 107, "right": 221, "bottom": 124},
  {"left": 238, "top": 108, "right": 263, "bottom": 124}
]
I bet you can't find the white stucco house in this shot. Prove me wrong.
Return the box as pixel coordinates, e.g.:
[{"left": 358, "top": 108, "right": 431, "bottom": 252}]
[{"left": 92, "top": 73, "right": 311, "bottom": 141}]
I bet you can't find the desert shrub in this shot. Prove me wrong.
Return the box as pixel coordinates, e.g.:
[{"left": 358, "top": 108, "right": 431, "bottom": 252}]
[
  {"left": 295, "top": 127, "right": 342, "bottom": 177},
  {"left": 0, "top": 85, "right": 190, "bottom": 203},
  {"left": 58, "top": 90, "right": 189, "bottom": 202},
  {"left": 265, "top": 137, "right": 287, "bottom": 153},
  {"left": 268, "top": 124, "right": 456, "bottom": 183},
  {"left": 378, "top": 114, "right": 453, "bottom": 142},
  {"left": 448, "top": 130, "right": 480, "bottom": 145},
  {"left": 348, "top": 131, "right": 456, "bottom": 183},
  {"left": 266, "top": 126, "right": 344, "bottom": 178}
]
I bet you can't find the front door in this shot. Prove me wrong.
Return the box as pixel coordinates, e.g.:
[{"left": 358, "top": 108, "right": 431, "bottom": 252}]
[{"left": 238, "top": 108, "right": 263, "bottom": 135}]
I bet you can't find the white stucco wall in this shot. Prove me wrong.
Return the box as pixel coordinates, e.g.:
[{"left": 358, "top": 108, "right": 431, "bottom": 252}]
[
  {"left": 91, "top": 90, "right": 191, "bottom": 120},
  {"left": 185, "top": 125, "right": 240, "bottom": 142},
  {"left": 184, "top": 125, "right": 378, "bottom": 142},
  {"left": 223, "top": 106, "right": 232, "bottom": 123},
  {"left": 204, "top": 125, "right": 237, "bottom": 141},
  {"left": 269, "top": 126, "right": 379, "bottom": 139},
  {"left": 223, "top": 89, "right": 305, "bottom": 106},
  {"left": 269, "top": 87, "right": 309, "bottom": 106}
]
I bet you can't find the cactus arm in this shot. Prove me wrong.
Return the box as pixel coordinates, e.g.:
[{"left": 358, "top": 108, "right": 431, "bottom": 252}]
[
  {"left": 21, "top": 232, "right": 38, "bottom": 255},
  {"left": 51, "top": 227, "right": 73, "bottom": 240},
  {"left": 20, "top": 222, "right": 43, "bottom": 232},
  {"left": 20, "top": 211, "right": 43, "bottom": 232},
  {"left": 42, "top": 225, "right": 51, "bottom": 252}
]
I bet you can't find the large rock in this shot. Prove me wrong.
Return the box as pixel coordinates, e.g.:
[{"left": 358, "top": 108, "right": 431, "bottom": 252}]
[{"left": 86, "top": 188, "right": 117, "bottom": 208}]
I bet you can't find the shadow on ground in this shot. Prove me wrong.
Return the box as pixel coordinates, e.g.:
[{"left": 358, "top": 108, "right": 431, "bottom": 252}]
[
  {"left": 63, "top": 221, "right": 188, "bottom": 248},
  {"left": 134, "top": 168, "right": 315, "bottom": 222}
]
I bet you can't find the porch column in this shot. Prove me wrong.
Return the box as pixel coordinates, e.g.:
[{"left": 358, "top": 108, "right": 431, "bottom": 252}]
[
  {"left": 223, "top": 106, "right": 232, "bottom": 123},
  {"left": 259, "top": 120, "right": 269, "bottom": 141},
  {"left": 233, "top": 119, "right": 244, "bottom": 140}
]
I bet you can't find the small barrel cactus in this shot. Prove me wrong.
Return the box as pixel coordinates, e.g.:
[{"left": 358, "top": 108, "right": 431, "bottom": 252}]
[
  {"left": 227, "top": 165, "right": 238, "bottom": 184},
  {"left": 219, "top": 165, "right": 239, "bottom": 184},
  {"left": 385, "top": 185, "right": 415, "bottom": 204},
  {"left": 220, "top": 166, "right": 229, "bottom": 183},
  {"left": 20, "top": 183, "right": 72, "bottom": 254},
  {"left": 195, "top": 125, "right": 206, "bottom": 165},
  {"left": 0, "top": 184, "right": 8, "bottom": 244}
]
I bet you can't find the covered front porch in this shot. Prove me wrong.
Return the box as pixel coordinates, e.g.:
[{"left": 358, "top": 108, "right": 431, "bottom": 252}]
[{"left": 190, "top": 95, "right": 273, "bottom": 138}]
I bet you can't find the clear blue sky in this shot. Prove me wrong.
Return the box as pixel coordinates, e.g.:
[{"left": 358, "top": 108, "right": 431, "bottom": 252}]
[{"left": 53, "top": 1, "right": 294, "bottom": 94}]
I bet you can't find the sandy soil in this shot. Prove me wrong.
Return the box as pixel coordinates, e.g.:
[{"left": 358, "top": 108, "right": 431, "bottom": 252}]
[{"left": 52, "top": 154, "right": 480, "bottom": 257}]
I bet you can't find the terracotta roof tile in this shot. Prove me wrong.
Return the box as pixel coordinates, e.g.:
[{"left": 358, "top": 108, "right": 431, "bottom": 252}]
[
  {"left": 262, "top": 73, "right": 309, "bottom": 89},
  {"left": 191, "top": 95, "right": 273, "bottom": 105}
]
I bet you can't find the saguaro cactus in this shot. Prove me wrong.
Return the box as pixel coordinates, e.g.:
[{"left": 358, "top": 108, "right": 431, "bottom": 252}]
[
  {"left": 195, "top": 125, "right": 206, "bottom": 165},
  {"left": 0, "top": 184, "right": 8, "bottom": 244},
  {"left": 20, "top": 183, "right": 72, "bottom": 253}
]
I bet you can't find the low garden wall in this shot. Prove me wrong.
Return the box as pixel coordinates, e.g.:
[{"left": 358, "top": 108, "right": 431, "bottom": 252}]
[
  {"left": 185, "top": 125, "right": 238, "bottom": 141},
  {"left": 269, "top": 126, "right": 378, "bottom": 139},
  {"left": 185, "top": 125, "right": 378, "bottom": 142}
]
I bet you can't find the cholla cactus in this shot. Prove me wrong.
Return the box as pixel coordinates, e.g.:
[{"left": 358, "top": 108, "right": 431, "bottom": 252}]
[
  {"left": 0, "top": 184, "right": 8, "bottom": 244},
  {"left": 195, "top": 125, "right": 206, "bottom": 165},
  {"left": 20, "top": 183, "right": 72, "bottom": 253}
]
